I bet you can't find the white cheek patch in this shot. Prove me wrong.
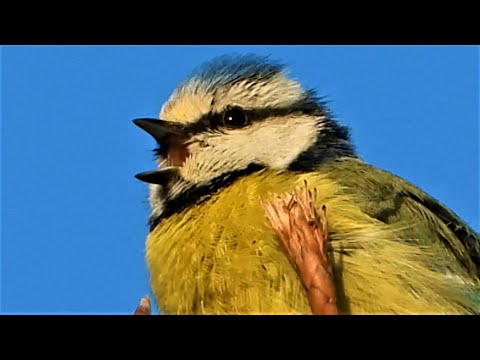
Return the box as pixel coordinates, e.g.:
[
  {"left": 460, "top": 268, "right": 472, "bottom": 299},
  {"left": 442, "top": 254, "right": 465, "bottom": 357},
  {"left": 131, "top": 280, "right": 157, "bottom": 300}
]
[
  {"left": 244, "top": 116, "right": 319, "bottom": 169},
  {"left": 179, "top": 115, "right": 320, "bottom": 183},
  {"left": 180, "top": 142, "right": 247, "bottom": 183}
]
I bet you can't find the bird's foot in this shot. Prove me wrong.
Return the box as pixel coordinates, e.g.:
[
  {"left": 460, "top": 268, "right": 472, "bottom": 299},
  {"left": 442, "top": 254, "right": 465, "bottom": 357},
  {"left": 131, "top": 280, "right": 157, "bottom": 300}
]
[
  {"left": 262, "top": 181, "right": 338, "bottom": 315},
  {"left": 134, "top": 295, "right": 152, "bottom": 315}
]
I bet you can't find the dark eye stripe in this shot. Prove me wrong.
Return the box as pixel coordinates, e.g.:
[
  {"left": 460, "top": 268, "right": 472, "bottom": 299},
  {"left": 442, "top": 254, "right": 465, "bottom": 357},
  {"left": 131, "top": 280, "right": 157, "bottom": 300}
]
[{"left": 179, "top": 100, "right": 323, "bottom": 137}]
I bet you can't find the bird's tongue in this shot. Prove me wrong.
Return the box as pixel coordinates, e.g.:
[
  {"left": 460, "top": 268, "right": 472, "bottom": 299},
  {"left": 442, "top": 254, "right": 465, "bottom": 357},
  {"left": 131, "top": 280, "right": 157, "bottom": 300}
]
[{"left": 167, "top": 141, "right": 189, "bottom": 167}]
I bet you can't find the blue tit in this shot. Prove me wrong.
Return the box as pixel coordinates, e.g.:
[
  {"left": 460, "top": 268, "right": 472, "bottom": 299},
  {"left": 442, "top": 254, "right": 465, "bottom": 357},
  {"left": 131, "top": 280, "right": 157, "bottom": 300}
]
[{"left": 134, "top": 54, "right": 480, "bottom": 314}]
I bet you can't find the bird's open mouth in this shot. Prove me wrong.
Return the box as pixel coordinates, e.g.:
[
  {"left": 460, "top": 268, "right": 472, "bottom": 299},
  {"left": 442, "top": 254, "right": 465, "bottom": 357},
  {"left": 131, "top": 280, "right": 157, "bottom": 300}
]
[
  {"left": 163, "top": 140, "right": 189, "bottom": 168},
  {"left": 133, "top": 118, "right": 189, "bottom": 185}
]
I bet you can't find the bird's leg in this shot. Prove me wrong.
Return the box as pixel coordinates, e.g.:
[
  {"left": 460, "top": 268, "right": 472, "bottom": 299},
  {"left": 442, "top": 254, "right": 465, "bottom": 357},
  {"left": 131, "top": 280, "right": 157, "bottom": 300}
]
[
  {"left": 262, "top": 182, "right": 338, "bottom": 315},
  {"left": 134, "top": 295, "right": 152, "bottom": 315}
]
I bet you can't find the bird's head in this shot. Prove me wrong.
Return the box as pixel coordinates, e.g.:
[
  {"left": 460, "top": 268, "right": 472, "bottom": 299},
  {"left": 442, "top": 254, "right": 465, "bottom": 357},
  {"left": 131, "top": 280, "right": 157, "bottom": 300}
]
[{"left": 134, "top": 54, "right": 356, "bottom": 227}]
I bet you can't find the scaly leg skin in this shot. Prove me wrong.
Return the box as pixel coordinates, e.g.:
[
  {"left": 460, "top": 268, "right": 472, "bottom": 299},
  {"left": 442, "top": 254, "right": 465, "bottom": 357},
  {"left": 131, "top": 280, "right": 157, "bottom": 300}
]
[
  {"left": 134, "top": 295, "right": 152, "bottom": 315},
  {"left": 262, "top": 181, "right": 338, "bottom": 315}
]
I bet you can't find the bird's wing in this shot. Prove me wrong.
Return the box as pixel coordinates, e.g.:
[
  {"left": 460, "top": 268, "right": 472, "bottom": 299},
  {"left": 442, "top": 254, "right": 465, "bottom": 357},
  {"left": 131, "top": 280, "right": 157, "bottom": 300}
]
[
  {"left": 323, "top": 158, "right": 480, "bottom": 279},
  {"left": 397, "top": 188, "right": 480, "bottom": 277}
]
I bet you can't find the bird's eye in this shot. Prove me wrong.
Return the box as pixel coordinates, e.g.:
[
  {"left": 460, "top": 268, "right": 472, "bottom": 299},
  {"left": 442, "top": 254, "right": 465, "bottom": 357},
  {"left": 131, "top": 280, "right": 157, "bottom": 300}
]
[{"left": 222, "top": 107, "right": 248, "bottom": 128}]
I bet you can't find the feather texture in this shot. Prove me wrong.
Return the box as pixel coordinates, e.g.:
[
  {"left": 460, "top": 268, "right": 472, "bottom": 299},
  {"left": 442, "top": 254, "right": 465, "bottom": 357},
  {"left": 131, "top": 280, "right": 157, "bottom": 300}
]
[{"left": 146, "top": 158, "right": 480, "bottom": 314}]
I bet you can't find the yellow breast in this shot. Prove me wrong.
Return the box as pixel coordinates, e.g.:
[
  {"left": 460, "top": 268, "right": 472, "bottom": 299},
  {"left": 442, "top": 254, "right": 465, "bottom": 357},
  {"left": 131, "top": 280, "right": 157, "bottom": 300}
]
[
  {"left": 146, "top": 170, "right": 322, "bottom": 314},
  {"left": 146, "top": 168, "right": 474, "bottom": 314}
]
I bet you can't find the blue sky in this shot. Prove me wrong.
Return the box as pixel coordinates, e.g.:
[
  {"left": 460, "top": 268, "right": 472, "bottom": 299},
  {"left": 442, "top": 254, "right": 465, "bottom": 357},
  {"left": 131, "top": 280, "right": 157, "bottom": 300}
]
[{"left": 1, "top": 45, "right": 478, "bottom": 314}]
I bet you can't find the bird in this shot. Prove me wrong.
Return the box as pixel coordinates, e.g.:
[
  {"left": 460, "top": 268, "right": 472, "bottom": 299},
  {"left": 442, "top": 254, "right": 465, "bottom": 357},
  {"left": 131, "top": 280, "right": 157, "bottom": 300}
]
[{"left": 133, "top": 54, "right": 480, "bottom": 315}]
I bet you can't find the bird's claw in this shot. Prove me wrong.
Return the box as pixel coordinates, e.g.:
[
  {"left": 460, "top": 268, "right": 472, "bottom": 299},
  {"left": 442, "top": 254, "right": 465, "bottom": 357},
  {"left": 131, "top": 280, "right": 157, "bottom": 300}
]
[
  {"left": 134, "top": 295, "right": 152, "bottom": 315},
  {"left": 262, "top": 181, "right": 337, "bottom": 315}
]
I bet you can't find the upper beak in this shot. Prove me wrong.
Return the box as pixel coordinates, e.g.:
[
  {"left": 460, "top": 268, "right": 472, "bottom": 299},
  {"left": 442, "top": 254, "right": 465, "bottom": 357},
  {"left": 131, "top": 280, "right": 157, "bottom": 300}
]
[{"left": 133, "top": 118, "right": 184, "bottom": 144}]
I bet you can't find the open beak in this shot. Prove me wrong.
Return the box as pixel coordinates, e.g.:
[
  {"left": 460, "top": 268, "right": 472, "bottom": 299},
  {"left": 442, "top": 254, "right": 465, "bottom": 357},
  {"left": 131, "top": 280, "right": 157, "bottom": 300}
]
[{"left": 133, "top": 118, "right": 189, "bottom": 185}]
